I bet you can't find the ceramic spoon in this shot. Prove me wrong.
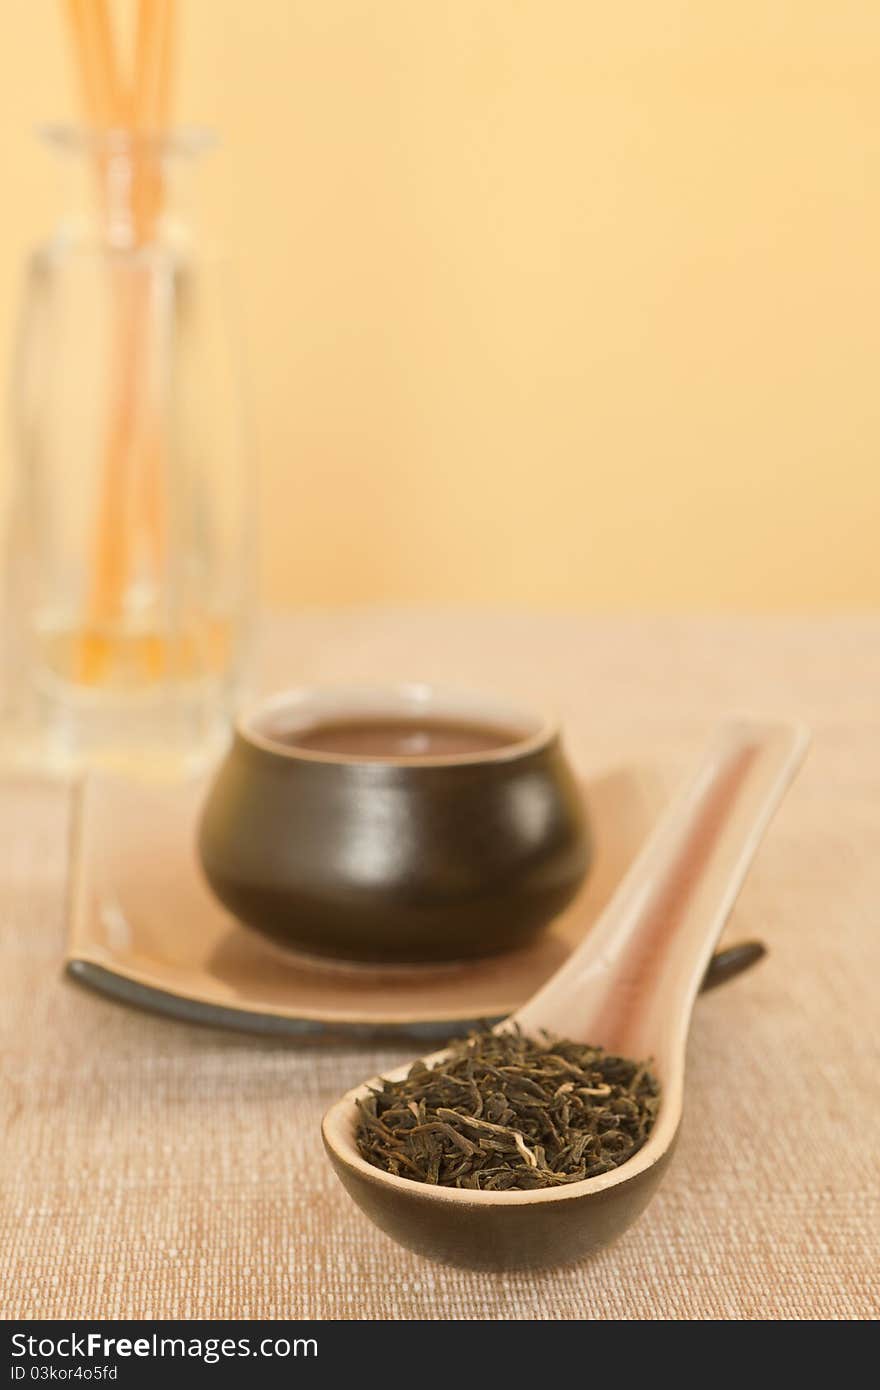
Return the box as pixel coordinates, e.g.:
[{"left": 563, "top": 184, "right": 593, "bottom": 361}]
[{"left": 323, "top": 719, "right": 809, "bottom": 1269}]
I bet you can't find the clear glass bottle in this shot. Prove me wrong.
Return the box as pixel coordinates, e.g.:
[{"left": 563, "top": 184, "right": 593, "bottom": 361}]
[{"left": 1, "top": 126, "right": 254, "bottom": 776}]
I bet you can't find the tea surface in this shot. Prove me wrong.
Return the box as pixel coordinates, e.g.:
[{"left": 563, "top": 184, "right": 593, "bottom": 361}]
[{"left": 285, "top": 716, "right": 522, "bottom": 758}]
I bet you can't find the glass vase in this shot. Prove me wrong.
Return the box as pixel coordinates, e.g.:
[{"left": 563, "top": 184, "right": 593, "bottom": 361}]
[{"left": 1, "top": 126, "right": 254, "bottom": 776}]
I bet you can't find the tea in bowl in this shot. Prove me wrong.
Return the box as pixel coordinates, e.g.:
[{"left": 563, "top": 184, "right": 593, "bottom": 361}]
[{"left": 197, "top": 684, "right": 590, "bottom": 964}]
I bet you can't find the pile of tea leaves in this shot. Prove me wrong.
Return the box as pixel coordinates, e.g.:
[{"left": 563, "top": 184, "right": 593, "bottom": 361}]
[{"left": 355, "top": 1028, "right": 660, "bottom": 1190}]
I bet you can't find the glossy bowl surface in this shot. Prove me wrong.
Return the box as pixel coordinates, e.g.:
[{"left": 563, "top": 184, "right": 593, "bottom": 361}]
[{"left": 198, "top": 684, "right": 590, "bottom": 963}]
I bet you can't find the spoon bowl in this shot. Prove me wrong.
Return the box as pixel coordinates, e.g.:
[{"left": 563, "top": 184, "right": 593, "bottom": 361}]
[{"left": 323, "top": 720, "right": 809, "bottom": 1269}]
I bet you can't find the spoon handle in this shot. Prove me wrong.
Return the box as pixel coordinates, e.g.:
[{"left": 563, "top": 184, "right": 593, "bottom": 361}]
[{"left": 514, "top": 719, "right": 809, "bottom": 1050}]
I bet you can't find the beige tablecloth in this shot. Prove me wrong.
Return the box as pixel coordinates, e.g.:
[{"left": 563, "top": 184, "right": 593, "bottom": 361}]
[{"left": 1, "top": 611, "right": 878, "bottom": 1320}]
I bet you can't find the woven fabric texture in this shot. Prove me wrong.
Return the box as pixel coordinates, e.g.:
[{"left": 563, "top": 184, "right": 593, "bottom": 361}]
[{"left": 1, "top": 612, "right": 878, "bottom": 1319}]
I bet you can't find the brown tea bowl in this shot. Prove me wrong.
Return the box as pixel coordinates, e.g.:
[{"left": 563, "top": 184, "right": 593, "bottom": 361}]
[{"left": 197, "top": 684, "right": 591, "bottom": 964}]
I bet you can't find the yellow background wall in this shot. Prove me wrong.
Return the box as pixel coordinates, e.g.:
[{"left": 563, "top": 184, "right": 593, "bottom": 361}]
[{"left": 2, "top": 1, "right": 879, "bottom": 610}]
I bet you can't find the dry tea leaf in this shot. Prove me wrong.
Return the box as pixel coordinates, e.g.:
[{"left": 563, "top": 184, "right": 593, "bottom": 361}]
[{"left": 355, "top": 1028, "right": 660, "bottom": 1191}]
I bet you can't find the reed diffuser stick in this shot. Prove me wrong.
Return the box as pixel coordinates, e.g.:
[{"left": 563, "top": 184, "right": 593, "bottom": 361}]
[
  {"left": 64, "top": 0, "right": 122, "bottom": 129},
  {"left": 61, "top": 0, "right": 178, "bottom": 679}
]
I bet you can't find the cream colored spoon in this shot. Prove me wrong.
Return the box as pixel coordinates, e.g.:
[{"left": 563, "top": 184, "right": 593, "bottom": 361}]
[{"left": 323, "top": 719, "right": 809, "bottom": 1269}]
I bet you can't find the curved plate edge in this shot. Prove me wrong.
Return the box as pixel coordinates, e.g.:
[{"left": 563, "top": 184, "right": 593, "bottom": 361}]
[{"left": 65, "top": 958, "right": 499, "bottom": 1042}]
